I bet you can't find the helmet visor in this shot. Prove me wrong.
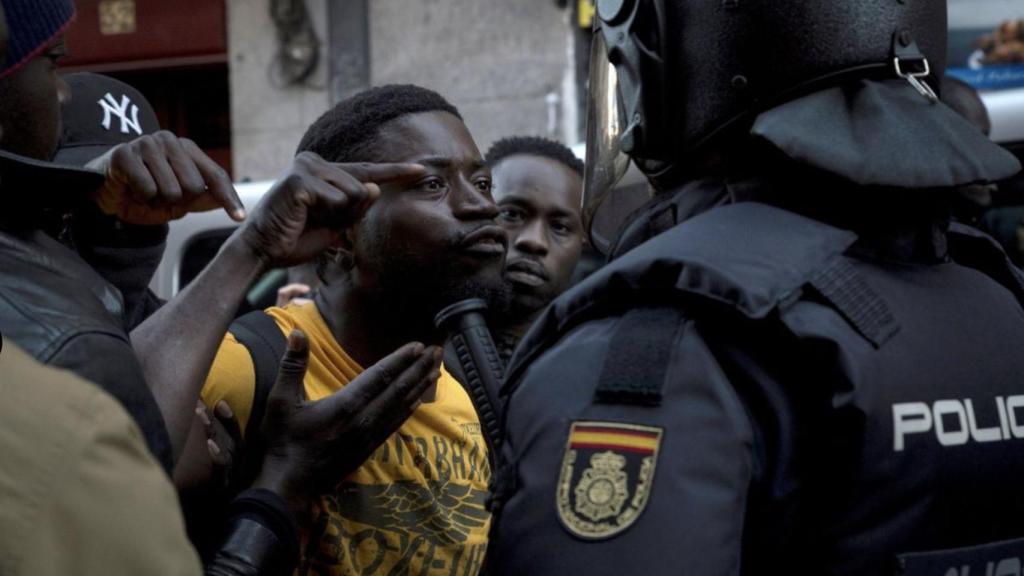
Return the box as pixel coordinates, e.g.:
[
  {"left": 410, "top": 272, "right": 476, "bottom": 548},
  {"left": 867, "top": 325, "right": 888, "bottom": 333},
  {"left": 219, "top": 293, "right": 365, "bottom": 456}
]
[{"left": 582, "top": 32, "right": 632, "bottom": 252}]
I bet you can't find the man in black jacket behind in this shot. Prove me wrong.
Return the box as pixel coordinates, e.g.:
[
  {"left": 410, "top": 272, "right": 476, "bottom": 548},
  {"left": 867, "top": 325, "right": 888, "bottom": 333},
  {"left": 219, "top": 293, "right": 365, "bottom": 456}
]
[{"left": 0, "top": 0, "right": 188, "bottom": 471}]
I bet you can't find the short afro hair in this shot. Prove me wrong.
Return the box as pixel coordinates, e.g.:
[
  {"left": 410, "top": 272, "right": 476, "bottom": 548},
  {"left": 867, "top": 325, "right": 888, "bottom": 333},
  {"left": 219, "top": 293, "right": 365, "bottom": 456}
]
[
  {"left": 297, "top": 84, "right": 462, "bottom": 162},
  {"left": 485, "top": 136, "right": 584, "bottom": 177}
]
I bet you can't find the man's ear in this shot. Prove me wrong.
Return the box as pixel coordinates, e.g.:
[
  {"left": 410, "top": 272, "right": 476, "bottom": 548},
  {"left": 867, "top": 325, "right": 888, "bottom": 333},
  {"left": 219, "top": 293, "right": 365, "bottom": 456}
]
[
  {"left": 332, "top": 226, "right": 358, "bottom": 271},
  {"left": 320, "top": 246, "right": 354, "bottom": 277},
  {"left": 338, "top": 225, "right": 357, "bottom": 253}
]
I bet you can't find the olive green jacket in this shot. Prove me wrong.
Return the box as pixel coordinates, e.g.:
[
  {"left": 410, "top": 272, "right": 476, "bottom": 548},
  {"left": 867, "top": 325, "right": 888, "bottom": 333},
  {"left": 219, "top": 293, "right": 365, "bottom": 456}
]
[{"left": 0, "top": 340, "right": 201, "bottom": 575}]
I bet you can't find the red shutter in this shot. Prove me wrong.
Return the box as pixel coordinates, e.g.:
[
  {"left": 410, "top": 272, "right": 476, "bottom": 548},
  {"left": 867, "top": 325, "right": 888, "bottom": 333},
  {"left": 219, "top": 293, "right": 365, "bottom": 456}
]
[{"left": 62, "top": 0, "right": 227, "bottom": 71}]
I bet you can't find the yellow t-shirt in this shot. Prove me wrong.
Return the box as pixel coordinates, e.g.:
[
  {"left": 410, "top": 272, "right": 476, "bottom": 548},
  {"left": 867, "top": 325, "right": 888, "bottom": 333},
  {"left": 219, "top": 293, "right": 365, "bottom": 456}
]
[{"left": 201, "top": 302, "right": 490, "bottom": 576}]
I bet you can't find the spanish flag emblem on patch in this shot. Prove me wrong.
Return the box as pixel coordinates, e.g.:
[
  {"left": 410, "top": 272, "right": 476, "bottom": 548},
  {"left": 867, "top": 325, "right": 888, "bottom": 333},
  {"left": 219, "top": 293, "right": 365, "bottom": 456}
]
[{"left": 556, "top": 421, "right": 663, "bottom": 540}]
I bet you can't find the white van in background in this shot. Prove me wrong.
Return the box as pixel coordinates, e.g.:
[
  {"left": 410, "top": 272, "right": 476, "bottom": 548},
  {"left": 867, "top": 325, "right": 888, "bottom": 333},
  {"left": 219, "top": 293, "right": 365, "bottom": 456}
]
[
  {"left": 948, "top": 0, "right": 1024, "bottom": 146},
  {"left": 983, "top": 89, "right": 1024, "bottom": 145},
  {"left": 149, "top": 180, "right": 274, "bottom": 302}
]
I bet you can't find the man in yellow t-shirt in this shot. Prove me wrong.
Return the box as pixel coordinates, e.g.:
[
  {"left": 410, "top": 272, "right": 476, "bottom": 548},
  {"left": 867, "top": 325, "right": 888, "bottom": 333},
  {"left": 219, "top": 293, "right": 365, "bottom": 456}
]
[
  {"left": 203, "top": 302, "right": 491, "bottom": 575},
  {"left": 195, "top": 85, "right": 509, "bottom": 576}
]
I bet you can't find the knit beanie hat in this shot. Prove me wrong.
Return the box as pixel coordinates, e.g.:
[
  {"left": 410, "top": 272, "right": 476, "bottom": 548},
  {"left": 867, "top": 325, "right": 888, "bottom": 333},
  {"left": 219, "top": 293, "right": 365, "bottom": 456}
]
[{"left": 0, "top": 0, "right": 76, "bottom": 81}]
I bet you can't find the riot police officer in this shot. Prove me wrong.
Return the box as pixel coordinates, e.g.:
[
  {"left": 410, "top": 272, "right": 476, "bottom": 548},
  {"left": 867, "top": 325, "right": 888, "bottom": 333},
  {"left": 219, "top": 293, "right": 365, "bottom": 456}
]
[{"left": 488, "top": 1, "right": 1024, "bottom": 574}]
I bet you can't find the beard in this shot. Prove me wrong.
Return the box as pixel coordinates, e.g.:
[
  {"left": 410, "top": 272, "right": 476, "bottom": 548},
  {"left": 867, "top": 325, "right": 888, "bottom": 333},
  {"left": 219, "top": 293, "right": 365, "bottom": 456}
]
[
  {"left": 360, "top": 242, "right": 513, "bottom": 337},
  {"left": 505, "top": 280, "right": 558, "bottom": 319},
  {"left": 434, "top": 266, "right": 514, "bottom": 316}
]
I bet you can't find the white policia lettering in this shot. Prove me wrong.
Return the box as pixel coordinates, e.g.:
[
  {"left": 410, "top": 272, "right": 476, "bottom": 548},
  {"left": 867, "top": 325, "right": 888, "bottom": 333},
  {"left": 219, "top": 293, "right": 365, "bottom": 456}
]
[
  {"left": 944, "top": 555, "right": 1022, "bottom": 576},
  {"left": 98, "top": 93, "right": 143, "bottom": 135},
  {"left": 893, "top": 395, "right": 1024, "bottom": 451}
]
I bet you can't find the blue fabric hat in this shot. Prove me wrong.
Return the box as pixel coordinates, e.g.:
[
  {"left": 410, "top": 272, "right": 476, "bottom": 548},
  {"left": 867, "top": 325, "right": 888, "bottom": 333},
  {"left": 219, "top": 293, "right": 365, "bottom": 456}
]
[{"left": 0, "top": 0, "right": 76, "bottom": 80}]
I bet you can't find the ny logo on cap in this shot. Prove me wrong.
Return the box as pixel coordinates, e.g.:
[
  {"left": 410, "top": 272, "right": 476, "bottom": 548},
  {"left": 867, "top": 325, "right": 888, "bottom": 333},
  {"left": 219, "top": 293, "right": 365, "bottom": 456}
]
[{"left": 98, "top": 93, "right": 143, "bottom": 136}]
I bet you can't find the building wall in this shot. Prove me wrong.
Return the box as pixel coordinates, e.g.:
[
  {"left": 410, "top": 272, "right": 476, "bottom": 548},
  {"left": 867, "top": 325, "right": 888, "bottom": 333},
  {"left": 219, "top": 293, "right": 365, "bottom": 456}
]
[
  {"left": 370, "top": 0, "right": 576, "bottom": 155},
  {"left": 948, "top": 0, "right": 1022, "bottom": 28},
  {"left": 227, "top": 0, "right": 330, "bottom": 182},
  {"left": 228, "top": 0, "right": 575, "bottom": 181}
]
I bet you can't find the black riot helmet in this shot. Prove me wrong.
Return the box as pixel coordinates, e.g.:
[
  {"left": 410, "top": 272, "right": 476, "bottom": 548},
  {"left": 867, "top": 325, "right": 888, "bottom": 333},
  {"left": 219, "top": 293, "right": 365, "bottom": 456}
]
[{"left": 582, "top": 0, "right": 1018, "bottom": 238}]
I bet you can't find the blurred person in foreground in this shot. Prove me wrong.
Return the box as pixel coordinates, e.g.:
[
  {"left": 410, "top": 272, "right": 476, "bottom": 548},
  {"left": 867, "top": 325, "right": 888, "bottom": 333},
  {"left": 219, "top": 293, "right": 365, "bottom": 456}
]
[
  {"left": 0, "top": 5, "right": 439, "bottom": 575},
  {"left": 489, "top": 0, "right": 1024, "bottom": 574},
  {"left": 187, "top": 85, "right": 506, "bottom": 576},
  {"left": 0, "top": 328, "right": 439, "bottom": 576}
]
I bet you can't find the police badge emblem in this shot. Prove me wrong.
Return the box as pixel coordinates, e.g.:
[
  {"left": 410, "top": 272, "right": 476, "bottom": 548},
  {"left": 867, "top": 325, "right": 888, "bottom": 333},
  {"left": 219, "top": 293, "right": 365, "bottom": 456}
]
[{"left": 556, "top": 421, "right": 663, "bottom": 540}]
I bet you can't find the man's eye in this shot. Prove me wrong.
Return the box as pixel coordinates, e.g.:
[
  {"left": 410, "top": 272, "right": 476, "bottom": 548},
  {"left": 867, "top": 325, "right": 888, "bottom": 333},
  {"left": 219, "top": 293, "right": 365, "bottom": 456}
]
[
  {"left": 475, "top": 178, "right": 492, "bottom": 194},
  {"left": 45, "top": 45, "right": 67, "bottom": 66},
  {"left": 419, "top": 178, "right": 446, "bottom": 192},
  {"left": 552, "top": 219, "right": 582, "bottom": 238},
  {"left": 499, "top": 207, "right": 524, "bottom": 222}
]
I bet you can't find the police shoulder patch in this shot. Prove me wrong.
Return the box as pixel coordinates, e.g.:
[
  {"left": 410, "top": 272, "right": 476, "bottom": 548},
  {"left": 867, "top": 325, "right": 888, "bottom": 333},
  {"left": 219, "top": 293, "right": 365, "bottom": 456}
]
[{"left": 556, "top": 420, "right": 663, "bottom": 540}]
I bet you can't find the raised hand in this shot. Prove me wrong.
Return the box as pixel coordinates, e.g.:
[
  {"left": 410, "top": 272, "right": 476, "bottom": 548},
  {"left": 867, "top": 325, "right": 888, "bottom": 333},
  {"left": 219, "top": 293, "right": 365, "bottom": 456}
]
[
  {"left": 236, "top": 151, "right": 425, "bottom": 267},
  {"left": 87, "top": 130, "right": 245, "bottom": 225},
  {"left": 196, "top": 400, "right": 244, "bottom": 492},
  {"left": 252, "top": 330, "right": 442, "bottom": 515}
]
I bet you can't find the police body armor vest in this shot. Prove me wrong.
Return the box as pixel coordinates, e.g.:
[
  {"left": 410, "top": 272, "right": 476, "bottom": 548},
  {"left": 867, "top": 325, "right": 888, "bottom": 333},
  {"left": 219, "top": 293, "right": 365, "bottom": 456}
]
[{"left": 494, "top": 202, "right": 1024, "bottom": 575}]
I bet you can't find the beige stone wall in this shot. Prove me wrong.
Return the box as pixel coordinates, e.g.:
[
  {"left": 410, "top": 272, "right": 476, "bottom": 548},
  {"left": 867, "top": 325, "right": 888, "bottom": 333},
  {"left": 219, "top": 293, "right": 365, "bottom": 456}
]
[
  {"left": 227, "top": 0, "right": 330, "bottom": 182},
  {"left": 370, "top": 0, "right": 575, "bottom": 154},
  {"left": 227, "top": 0, "right": 574, "bottom": 181}
]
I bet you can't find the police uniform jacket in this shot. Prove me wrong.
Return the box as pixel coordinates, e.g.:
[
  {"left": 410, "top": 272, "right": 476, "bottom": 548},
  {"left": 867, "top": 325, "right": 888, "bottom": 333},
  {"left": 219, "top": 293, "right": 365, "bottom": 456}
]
[{"left": 489, "top": 81, "right": 1024, "bottom": 575}]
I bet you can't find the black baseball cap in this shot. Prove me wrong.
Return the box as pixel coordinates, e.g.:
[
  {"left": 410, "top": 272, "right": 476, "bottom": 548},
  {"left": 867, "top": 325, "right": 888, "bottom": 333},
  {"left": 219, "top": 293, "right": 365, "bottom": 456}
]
[
  {"left": 52, "top": 72, "right": 160, "bottom": 166},
  {"left": 0, "top": 147, "right": 103, "bottom": 201}
]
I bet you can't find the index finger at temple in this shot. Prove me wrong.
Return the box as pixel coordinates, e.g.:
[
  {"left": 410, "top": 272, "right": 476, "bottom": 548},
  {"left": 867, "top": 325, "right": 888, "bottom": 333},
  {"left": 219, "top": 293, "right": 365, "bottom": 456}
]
[
  {"left": 332, "top": 162, "right": 426, "bottom": 184},
  {"left": 310, "top": 162, "right": 374, "bottom": 205}
]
